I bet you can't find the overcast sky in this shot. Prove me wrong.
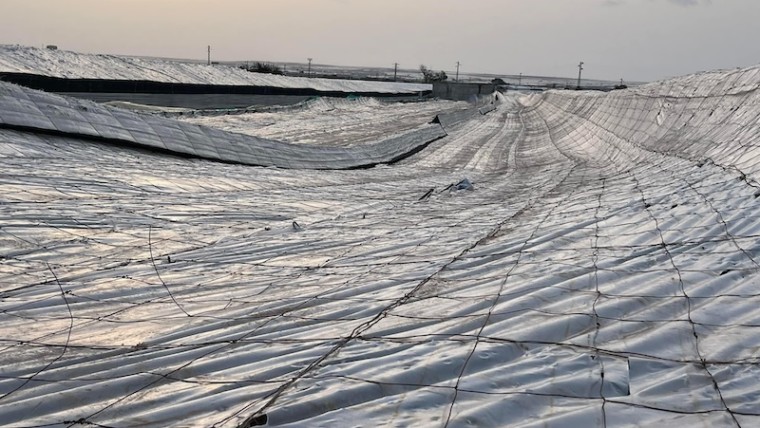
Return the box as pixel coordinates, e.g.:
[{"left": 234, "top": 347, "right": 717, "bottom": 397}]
[{"left": 1, "top": 0, "right": 758, "bottom": 82}]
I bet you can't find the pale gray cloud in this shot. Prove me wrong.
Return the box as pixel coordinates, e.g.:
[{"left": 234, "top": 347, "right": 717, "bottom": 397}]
[
  {"left": 667, "top": 0, "right": 711, "bottom": 6},
  {"left": 605, "top": 0, "right": 711, "bottom": 5}
]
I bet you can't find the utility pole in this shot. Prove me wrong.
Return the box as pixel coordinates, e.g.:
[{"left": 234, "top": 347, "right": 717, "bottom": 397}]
[
  {"left": 394, "top": 63, "right": 398, "bottom": 81},
  {"left": 307, "top": 58, "right": 313, "bottom": 78},
  {"left": 207, "top": 45, "right": 211, "bottom": 66},
  {"left": 577, "top": 61, "right": 584, "bottom": 89},
  {"left": 455, "top": 61, "right": 461, "bottom": 82}
]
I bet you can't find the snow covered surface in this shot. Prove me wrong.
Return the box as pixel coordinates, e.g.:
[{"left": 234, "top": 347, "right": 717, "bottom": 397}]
[
  {"left": 2, "top": 63, "right": 760, "bottom": 427},
  {"left": 0, "top": 45, "right": 431, "bottom": 94}
]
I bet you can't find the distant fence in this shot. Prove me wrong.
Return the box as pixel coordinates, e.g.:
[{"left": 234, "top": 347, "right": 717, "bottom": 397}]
[{"left": 432, "top": 82, "right": 497, "bottom": 101}]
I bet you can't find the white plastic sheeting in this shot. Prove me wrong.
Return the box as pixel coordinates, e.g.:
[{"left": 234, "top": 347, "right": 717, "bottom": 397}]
[
  {"left": 0, "top": 45, "right": 431, "bottom": 94},
  {"left": 2, "top": 63, "right": 760, "bottom": 427},
  {"left": 0, "top": 82, "right": 447, "bottom": 169},
  {"left": 178, "top": 97, "right": 470, "bottom": 147}
]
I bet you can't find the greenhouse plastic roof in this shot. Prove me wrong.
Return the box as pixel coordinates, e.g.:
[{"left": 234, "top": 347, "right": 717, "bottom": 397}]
[
  {"left": 0, "top": 82, "right": 447, "bottom": 169},
  {"left": 0, "top": 45, "right": 431, "bottom": 94},
  {"left": 2, "top": 63, "right": 760, "bottom": 427}
]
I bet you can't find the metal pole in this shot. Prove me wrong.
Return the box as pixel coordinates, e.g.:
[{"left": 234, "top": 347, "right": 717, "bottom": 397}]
[
  {"left": 207, "top": 46, "right": 211, "bottom": 66},
  {"left": 394, "top": 63, "right": 398, "bottom": 81},
  {"left": 307, "top": 58, "right": 312, "bottom": 78},
  {"left": 519, "top": 72, "right": 522, "bottom": 86},
  {"left": 577, "top": 61, "right": 584, "bottom": 89},
  {"left": 455, "top": 61, "right": 460, "bottom": 82}
]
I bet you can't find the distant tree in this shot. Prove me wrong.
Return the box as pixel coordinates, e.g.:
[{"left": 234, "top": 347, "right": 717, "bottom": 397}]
[
  {"left": 241, "top": 62, "right": 284, "bottom": 75},
  {"left": 420, "top": 65, "right": 448, "bottom": 83}
]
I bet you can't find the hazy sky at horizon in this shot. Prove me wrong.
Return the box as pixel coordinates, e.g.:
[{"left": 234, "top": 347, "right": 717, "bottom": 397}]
[{"left": 1, "top": 0, "right": 758, "bottom": 82}]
